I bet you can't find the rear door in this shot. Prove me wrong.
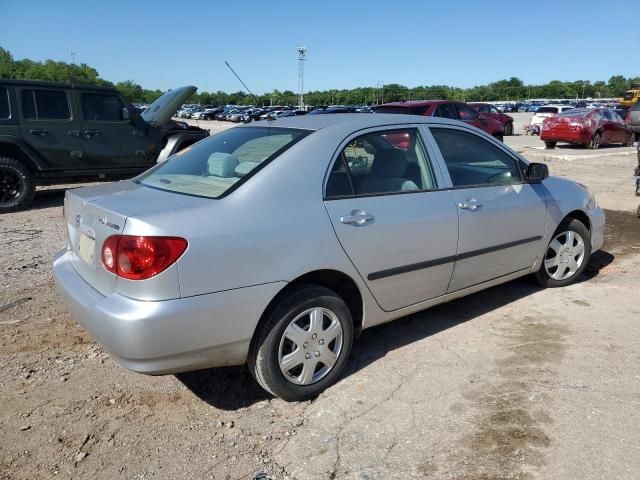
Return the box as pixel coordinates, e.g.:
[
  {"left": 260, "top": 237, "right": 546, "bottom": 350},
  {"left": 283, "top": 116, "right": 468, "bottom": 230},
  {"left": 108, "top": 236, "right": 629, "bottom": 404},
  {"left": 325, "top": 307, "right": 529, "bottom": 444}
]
[
  {"left": 609, "top": 111, "right": 627, "bottom": 143},
  {"left": 76, "top": 90, "right": 148, "bottom": 170},
  {"left": 323, "top": 126, "right": 459, "bottom": 311},
  {"left": 426, "top": 126, "right": 547, "bottom": 292},
  {"left": 17, "top": 86, "right": 84, "bottom": 170}
]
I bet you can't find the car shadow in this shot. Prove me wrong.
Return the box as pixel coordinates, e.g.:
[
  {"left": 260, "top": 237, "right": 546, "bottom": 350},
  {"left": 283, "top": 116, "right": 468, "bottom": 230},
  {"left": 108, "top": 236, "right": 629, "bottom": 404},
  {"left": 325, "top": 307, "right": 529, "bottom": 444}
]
[
  {"left": 30, "top": 187, "right": 67, "bottom": 210},
  {"left": 177, "top": 251, "right": 614, "bottom": 410},
  {"left": 555, "top": 144, "right": 625, "bottom": 150}
]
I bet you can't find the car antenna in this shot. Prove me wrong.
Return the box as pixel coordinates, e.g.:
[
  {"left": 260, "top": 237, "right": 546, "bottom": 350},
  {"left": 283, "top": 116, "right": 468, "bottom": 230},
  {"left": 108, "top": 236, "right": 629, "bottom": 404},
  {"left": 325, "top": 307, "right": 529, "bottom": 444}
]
[{"left": 224, "top": 61, "right": 258, "bottom": 104}]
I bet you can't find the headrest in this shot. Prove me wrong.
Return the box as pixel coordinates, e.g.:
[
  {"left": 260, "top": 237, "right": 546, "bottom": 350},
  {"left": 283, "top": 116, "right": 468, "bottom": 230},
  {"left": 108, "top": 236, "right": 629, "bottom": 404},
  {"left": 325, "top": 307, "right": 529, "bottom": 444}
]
[
  {"left": 207, "top": 153, "right": 238, "bottom": 177},
  {"left": 235, "top": 161, "right": 260, "bottom": 177},
  {"left": 371, "top": 149, "right": 407, "bottom": 178}
]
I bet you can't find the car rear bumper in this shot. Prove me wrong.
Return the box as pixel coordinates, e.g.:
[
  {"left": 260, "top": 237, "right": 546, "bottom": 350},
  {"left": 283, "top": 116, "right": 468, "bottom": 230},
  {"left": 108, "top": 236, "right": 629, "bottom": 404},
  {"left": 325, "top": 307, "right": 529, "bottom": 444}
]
[
  {"left": 540, "top": 128, "right": 591, "bottom": 144},
  {"left": 53, "top": 250, "right": 286, "bottom": 375}
]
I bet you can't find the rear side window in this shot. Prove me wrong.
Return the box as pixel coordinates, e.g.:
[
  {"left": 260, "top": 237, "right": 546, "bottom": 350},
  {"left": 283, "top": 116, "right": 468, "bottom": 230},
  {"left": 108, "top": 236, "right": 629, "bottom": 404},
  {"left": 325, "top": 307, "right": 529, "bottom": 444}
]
[
  {"left": 0, "top": 87, "right": 9, "bottom": 119},
  {"left": 82, "top": 93, "right": 124, "bottom": 121},
  {"left": 138, "top": 127, "right": 309, "bottom": 199},
  {"left": 21, "top": 89, "right": 71, "bottom": 120},
  {"left": 431, "top": 127, "right": 523, "bottom": 188},
  {"left": 631, "top": 102, "right": 640, "bottom": 112}
]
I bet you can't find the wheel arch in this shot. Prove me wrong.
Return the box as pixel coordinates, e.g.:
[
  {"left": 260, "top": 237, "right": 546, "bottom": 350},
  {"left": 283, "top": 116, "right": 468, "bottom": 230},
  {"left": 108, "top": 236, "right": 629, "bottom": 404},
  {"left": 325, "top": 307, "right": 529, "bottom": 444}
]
[
  {"left": 253, "top": 269, "right": 365, "bottom": 345},
  {"left": 565, "top": 209, "right": 591, "bottom": 231},
  {"left": 0, "top": 138, "right": 46, "bottom": 173}
]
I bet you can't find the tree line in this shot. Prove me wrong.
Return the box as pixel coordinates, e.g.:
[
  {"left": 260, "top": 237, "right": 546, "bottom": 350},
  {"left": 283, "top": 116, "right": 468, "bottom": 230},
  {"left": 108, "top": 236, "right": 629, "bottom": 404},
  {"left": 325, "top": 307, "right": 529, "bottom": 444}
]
[{"left": 1, "top": 47, "right": 638, "bottom": 106}]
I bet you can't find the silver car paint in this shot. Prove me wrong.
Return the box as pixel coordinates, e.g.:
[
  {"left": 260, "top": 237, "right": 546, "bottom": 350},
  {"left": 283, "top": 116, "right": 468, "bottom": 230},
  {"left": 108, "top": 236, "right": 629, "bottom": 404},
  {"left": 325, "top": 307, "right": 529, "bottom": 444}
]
[{"left": 54, "top": 114, "right": 605, "bottom": 374}]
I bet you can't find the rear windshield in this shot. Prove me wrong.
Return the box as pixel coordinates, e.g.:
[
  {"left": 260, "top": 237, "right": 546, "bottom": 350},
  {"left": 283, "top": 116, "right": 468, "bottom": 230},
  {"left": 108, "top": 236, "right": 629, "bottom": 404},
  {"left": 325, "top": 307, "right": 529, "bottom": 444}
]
[
  {"left": 376, "top": 106, "right": 429, "bottom": 115},
  {"left": 558, "top": 108, "right": 589, "bottom": 117},
  {"left": 137, "top": 126, "right": 310, "bottom": 199},
  {"left": 536, "top": 107, "right": 559, "bottom": 114}
]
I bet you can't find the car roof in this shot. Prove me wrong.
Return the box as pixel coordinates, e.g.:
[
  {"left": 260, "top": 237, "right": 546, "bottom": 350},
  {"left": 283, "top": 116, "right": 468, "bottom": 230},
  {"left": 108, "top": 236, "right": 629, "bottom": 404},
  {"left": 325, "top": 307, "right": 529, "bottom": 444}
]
[
  {"left": 241, "top": 113, "right": 470, "bottom": 131},
  {"left": 0, "top": 78, "right": 118, "bottom": 92}
]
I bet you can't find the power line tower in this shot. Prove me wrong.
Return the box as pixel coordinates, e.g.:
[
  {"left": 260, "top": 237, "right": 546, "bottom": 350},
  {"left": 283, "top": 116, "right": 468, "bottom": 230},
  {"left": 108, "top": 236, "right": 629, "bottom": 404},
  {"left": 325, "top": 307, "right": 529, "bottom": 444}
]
[{"left": 297, "top": 47, "right": 307, "bottom": 108}]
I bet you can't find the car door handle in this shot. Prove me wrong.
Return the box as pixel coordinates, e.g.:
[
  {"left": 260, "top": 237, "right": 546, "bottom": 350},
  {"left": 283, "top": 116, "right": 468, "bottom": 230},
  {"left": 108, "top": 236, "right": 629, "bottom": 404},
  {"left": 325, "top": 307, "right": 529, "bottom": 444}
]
[
  {"left": 340, "top": 210, "right": 375, "bottom": 226},
  {"left": 67, "top": 129, "right": 81, "bottom": 137},
  {"left": 458, "top": 199, "right": 482, "bottom": 211},
  {"left": 84, "top": 129, "right": 102, "bottom": 138},
  {"left": 29, "top": 129, "right": 49, "bottom": 136}
]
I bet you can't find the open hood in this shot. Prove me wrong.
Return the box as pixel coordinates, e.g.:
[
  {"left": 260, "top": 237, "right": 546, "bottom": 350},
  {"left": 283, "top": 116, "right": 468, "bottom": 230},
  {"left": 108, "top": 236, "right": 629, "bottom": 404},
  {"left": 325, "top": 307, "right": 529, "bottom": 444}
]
[{"left": 141, "top": 85, "right": 197, "bottom": 125}]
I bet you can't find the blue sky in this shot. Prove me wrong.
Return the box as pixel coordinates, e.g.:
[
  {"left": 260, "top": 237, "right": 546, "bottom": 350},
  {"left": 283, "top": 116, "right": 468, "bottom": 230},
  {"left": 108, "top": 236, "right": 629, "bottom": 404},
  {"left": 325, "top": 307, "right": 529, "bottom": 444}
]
[{"left": 1, "top": 0, "right": 638, "bottom": 94}]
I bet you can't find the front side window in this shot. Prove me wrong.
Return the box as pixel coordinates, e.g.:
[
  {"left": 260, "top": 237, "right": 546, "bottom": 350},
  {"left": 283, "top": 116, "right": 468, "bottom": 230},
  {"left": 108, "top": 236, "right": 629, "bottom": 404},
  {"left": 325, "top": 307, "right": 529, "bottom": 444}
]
[
  {"left": 21, "top": 89, "right": 70, "bottom": 120},
  {"left": 325, "top": 128, "right": 436, "bottom": 198},
  {"left": 138, "top": 126, "right": 309, "bottom": 199},
  {"left": 456, "top": 103, "right": 479, "bottom": 120},
  {"left": 0, "top": 87, "right": 10, "bottom": 119},
  {"left": 431, "top": 127, "right": 522, "bottom": 188},
  {"left": 82, "top": 93, "right": 124, "bottom": 121},
  {"left": 434, "top": 103, "right": 457, "bottom": 119}
]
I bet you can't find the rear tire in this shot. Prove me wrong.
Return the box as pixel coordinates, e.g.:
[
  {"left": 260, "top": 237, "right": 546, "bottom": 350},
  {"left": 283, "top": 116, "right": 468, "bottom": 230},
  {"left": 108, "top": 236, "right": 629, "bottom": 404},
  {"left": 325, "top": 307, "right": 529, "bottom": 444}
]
[
  {"left": 0, "top": 157, "right": 35, "bottom": 212},
  {"left": 544, "top": 142, "right": 556, "bottom": 149},
  {"left": 248, "top": 284, "right": 354, "bottom": 402},
  {"left": 534, "top": 218, "right": 591, "bottom": 288},
  {"left": 588, "top": 131, "right": 601, "bottom": 149},
  {"left": 504, "top": 122, "right": 514, "bottom": 136}
]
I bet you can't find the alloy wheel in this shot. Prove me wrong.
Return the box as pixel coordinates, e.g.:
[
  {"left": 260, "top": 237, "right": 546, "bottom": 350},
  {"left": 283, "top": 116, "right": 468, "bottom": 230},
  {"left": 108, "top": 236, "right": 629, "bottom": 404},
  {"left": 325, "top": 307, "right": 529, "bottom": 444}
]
[
  {"left": 278, "top": 307, "right": 343, "bottom": 385},
  {"left": 544, "top": 230, "right": 586, "bottom": 281}
]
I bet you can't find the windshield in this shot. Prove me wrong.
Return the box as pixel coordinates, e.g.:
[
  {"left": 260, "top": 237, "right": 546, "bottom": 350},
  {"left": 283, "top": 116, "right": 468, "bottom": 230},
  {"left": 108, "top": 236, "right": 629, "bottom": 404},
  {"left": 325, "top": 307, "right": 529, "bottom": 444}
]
[
  {"left": 623, "top": 91, "right": 636, "bottom": 100},
  {"left": 137, "top": 126, "right": 310, "bottom": 199}
]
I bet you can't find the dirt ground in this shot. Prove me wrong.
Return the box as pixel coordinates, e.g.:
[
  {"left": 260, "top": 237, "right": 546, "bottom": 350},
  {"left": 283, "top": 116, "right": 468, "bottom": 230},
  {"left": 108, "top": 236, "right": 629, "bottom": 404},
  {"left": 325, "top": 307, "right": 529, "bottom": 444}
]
[{"left": 1, "top": 118, "right": 639, "bottom": 480}]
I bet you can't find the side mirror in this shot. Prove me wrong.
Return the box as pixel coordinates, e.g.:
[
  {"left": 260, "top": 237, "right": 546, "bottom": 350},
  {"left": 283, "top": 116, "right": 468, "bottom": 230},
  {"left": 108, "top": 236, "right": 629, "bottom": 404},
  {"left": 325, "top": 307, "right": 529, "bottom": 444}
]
[
  {"left": 121, "top": 106, "right": 130, "bottom": 121},
  {"left": 527, "top": 163, "right": 549, "bottom": 183}
]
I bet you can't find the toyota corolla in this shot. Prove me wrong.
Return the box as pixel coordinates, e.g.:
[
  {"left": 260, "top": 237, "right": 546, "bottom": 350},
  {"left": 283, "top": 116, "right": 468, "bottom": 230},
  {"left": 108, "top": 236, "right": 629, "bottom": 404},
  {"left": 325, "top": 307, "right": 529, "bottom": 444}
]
[{"left": 53, "top": 114, "right": 605, "bottom": 401}]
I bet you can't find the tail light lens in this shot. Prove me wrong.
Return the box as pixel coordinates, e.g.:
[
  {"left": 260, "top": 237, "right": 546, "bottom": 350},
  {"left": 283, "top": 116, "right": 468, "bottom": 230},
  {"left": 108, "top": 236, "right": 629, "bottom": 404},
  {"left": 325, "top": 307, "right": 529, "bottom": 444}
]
[{"left": 101, "top": 235, "right": 188, "bottom": 280}]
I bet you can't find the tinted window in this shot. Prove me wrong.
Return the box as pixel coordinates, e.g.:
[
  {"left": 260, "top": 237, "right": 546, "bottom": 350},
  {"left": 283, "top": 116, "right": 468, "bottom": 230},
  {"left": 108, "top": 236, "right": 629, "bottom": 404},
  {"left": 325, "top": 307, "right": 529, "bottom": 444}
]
[
  {"left": 630, "top": 102, "right": 640, "bottom": 112},
  {"left": 326, "top": 129, "right": 436, "bottom": 197},
  {"left": 456, "top": 103, "right": 479, "bottom": 120},
  {"left": 601, "top": 110, "right": 612, "bottom": 120},
  {"left": 0, "top": 87, "right": 9, "bottom": 119},
  {"left": 431, "top": 128, "right": 522, "bottom": 188},
  {"left": 434, "top": 103, "right": 457, "bottom": 119},
  {"left": 610, "top": 111, "right": 624, "bottom": 123},
  {"left": 138, "top": 127, "right": 309, "bottom": 199},
  {"left": 376, "top": 106, "right": 429, "bottom": 115},
  {"left": 82, "top": 93, "right": 124, "bottom": 121},
  {"left": 21, "top": 89, "right": 70, "bottom": 120},
  {"left": 536, "top": 107, "right": 559, "bottom": 114}
]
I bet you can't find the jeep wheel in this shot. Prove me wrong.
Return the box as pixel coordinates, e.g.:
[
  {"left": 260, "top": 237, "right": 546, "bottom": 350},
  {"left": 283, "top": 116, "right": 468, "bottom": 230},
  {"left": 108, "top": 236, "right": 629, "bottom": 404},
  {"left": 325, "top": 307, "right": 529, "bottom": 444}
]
[{"left": 0, "top": 157, "right": 36, "bottom": 212}]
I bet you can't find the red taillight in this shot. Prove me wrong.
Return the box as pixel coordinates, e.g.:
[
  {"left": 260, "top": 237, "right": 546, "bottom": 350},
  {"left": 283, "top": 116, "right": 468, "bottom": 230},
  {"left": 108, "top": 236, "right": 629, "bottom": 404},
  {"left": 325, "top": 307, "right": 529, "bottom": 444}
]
[{"left": 101, "top": 235, "right": 188, "bottom": 280}]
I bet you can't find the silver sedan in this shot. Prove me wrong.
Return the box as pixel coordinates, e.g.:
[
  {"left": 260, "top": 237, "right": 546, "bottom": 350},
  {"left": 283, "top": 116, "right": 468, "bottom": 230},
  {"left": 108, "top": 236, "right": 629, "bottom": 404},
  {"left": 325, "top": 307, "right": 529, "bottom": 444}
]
[{"left": 53, "top": 114, "right": 605, "bottom": 401}]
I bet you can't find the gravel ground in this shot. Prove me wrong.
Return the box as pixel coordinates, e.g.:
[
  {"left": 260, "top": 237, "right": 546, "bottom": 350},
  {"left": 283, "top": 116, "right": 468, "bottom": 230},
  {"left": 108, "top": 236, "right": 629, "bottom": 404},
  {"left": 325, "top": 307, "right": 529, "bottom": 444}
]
[{"left": 1, "top": 118, "right": 639, "bottom": 480}]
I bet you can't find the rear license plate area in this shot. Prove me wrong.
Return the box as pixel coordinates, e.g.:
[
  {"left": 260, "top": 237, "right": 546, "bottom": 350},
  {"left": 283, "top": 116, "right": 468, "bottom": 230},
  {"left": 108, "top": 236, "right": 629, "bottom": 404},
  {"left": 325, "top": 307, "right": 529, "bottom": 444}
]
[{"left": 78, "top": 233, "right": 96, "bottom": 264}]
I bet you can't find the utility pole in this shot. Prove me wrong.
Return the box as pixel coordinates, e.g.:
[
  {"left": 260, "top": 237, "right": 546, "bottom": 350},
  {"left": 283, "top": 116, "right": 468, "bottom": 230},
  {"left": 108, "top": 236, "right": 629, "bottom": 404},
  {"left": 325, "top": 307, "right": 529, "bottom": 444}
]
[
  {"left": 297, "top": 47, "right": 307, "bottom": 109},
  {"left": 70, "top": 51, "right": 76, "bottom": 65}
]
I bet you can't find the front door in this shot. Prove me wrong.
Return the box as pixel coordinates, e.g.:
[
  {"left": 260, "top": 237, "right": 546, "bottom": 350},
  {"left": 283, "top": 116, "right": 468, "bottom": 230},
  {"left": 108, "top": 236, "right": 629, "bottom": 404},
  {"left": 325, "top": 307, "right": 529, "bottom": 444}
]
[
  {"left": 323, "top": 127, "right": 459, "bottom": 312},
  {"left": 75, "top": 90, "right": 147, "bottom": 170},
  {"left": 17, "top": 87, "right": 84, "bottom": 170},
  {"left": 427, "top": 126, "right": 548, "bottom": 292}
]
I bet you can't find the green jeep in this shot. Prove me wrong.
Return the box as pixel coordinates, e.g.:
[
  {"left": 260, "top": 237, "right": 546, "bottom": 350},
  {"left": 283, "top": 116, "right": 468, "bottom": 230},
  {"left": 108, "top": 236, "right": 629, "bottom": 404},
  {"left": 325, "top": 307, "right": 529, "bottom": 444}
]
[{"left": 0, "top": 80, "right": 208, "bottom": 211}]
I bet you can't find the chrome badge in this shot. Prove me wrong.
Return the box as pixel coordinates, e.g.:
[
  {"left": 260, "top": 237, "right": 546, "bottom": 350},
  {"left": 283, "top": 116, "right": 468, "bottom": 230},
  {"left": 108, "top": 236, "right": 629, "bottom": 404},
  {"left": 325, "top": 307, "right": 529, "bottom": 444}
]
[{"left": 97, "top": 217, "right": 121, "bottom": 231}]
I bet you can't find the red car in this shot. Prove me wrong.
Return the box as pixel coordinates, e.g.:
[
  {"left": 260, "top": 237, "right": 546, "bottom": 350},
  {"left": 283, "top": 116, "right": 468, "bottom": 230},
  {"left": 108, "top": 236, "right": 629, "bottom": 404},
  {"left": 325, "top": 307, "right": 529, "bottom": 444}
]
[
  {"left": 376, "top": 100, "right": 505, "bottom": 139},
  {"left": 541, "top": 108, "right": 634, "bottom": 149},
  {"left": 468, "top": 102, "right": 515, "bottom": 136}
]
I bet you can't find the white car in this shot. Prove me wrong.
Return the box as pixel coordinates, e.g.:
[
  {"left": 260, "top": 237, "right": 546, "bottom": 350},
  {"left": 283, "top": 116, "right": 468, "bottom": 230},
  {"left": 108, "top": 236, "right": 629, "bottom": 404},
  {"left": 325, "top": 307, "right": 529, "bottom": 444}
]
[{"left": 531, "top": 105, "right": 575, "bottom": 129}]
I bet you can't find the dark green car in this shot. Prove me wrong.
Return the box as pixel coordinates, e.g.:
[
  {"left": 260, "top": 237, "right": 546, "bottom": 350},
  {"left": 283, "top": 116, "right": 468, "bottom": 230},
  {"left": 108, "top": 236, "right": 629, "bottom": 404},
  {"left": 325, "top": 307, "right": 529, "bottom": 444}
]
[{"left": 0, "top": 80, "right": 208, "bottom": 211}]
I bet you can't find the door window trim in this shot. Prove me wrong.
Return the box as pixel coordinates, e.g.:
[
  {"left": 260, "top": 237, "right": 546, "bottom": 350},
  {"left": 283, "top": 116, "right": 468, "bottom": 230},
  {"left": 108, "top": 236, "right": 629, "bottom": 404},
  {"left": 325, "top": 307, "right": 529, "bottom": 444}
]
[
  {"left": 323, "top": 124, "right": 446, "bottom": 200},
  {"left": 0, "top": 86, "right": 11, "bottom": 119},
  {"left": 422, "top": 124, "right": 528, "bottom": 190}
]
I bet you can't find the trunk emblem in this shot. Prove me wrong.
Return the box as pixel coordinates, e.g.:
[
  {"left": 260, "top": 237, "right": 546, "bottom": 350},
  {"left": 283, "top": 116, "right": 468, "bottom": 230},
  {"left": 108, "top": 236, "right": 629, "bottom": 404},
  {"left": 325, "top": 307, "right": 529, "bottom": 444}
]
[
  {"left": 75, "top": 214, "right": 81, "bottom": 228},
  {"left": 97, "top": 217, "right": 121, "bottom": 231}
]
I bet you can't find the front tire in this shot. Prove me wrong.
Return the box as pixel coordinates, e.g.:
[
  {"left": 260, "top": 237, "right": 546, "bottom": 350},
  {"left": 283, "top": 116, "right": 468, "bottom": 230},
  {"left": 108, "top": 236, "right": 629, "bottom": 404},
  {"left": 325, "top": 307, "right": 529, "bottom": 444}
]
[
  {"left": 534, "top": 218, "right": 591, "bottom": 288},
  {"left": 0, "top": 157, "right": 35, "bottom": 212},
  {"left": 544, "top": 141, "right": 556, "bottom": 149},
  {"left": 248, "top": 284, "right": 354, "bottom": 402}
]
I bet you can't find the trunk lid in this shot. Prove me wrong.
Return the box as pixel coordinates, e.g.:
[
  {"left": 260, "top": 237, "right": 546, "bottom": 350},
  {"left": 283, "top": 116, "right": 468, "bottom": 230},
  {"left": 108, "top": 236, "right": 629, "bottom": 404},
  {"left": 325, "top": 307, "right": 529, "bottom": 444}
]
[
  {"left": 141, "top": 86, "right": 197, "bottom": 126},
  {"left": 64, "top": 181, "right": 209, "bottom": 296}
]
